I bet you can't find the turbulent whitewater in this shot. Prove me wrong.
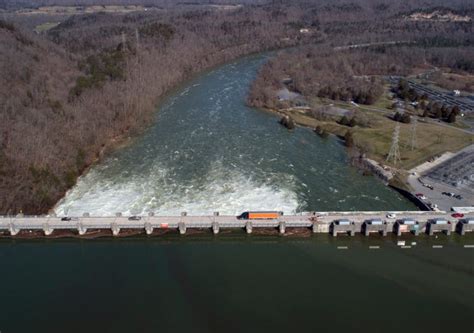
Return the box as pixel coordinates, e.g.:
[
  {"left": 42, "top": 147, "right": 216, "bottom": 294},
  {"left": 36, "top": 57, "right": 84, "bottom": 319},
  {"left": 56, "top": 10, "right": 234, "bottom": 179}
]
[{"left": 55, "top": 54, "right": 415, "bottom": 216}]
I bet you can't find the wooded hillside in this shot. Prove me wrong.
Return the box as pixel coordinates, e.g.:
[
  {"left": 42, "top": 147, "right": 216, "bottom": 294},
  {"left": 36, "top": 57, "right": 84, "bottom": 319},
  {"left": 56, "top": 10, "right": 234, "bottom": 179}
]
[{"left": 0, "top": 5, "right": 310, "bottom": 214}]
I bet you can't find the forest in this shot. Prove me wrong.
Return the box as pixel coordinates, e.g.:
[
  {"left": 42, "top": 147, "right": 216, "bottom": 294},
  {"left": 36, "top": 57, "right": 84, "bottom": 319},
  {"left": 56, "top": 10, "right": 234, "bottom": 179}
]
[
  {"left": 0, "top": 2, "right": 311, "bottom": 214},
  {"left": 1, "top": 0, "right": 474, "bottom": 214},
  {"left": 248, "top": 45, "right": 474, "bottom": 109}
]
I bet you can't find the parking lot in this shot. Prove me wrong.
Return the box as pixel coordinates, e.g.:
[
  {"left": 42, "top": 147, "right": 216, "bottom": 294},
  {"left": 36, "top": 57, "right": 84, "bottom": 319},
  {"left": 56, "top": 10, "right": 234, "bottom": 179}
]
[{"left": 408, "top": 145, "right": 474, "bottom": 211}]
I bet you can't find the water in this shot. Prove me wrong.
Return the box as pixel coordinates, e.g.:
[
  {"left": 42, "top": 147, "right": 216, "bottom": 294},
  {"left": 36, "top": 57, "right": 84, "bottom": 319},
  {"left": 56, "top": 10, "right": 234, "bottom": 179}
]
[
  {"left": 55, "top": 54, "right": 415, "bottom": 216},
  {"left": 0, "top": 235, "right": 473, "bottom": 333}
]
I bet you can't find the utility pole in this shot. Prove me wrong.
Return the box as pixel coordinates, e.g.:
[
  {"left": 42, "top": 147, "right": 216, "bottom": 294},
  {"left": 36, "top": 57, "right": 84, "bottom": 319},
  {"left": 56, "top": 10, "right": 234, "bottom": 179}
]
[
  {"left": 122, "top": 32, "right": 129, "bottom": 114},
  {"left": 386, "top": 124, "right": 401, "bottom": 165},
  {"left": 135, "top": 28, "right": 141, "bottom": 116},
  {"left": 410, "top": 117, "right": 418, "bottom": 150}
]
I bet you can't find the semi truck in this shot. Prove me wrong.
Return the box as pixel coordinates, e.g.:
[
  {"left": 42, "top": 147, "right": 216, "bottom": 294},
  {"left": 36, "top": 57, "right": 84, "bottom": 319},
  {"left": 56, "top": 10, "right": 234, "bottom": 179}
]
[{"left": 238, "top": 211, "right": 283, "bottom": 220}]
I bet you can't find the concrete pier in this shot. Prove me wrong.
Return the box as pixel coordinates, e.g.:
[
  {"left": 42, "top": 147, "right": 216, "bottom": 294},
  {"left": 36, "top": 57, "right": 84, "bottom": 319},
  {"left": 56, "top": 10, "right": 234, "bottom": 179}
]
[
  {"left": 77, "top": 223, "right": 87, "bottom": 235},
  {"left": 395, "top": 219, "right": 420, "bottom": 236},
  {"left": 212, "top": 222, "right": 219, "bottom": 234},
  {"left": 8, "top": 223, "right": 19, "bottom": 236},
  {"left": 363, "top": 219, "right": 388, "bottom": 236},
  {"left": 145, "top": 222, "right": 153, "bottom": 235},
  {"left": 246, "top": 222, "right": 252, "bottom": 234},
  {"left": 43, "top": 223, "right": 54, "bottom": 236},
  {"left": 427, "top": 219, "right": 451, "bottom": 236},
  {"left": 111, "top": 223, "right": 120, "bottom": 236},
  {"left": 178, "top": 222, "right": 186, "bottom": 235},
  {"left": 457, "top": 219, "right": 474, "bottom": 235},
  {"left": 331, "top": 220, "right": 357, "bottom": 237},
  {"left": 279, "top": 221, "right": 286, "bottom": 234}
]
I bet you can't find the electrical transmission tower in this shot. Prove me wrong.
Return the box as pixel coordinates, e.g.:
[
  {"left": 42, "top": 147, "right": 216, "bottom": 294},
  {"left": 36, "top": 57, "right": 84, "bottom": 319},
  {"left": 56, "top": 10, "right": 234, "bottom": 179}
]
[
  {"left": 121, "top": 32, "right": 130, "bottom": 113},
  {"left": 135, "top": 29, "right": 142, "bottom": 115},
  {"left": 386, "top": 124, "right": 401, "bottom": 165},
  {"left": 410, "top": 117, "right": 418, "bottom": 150}
]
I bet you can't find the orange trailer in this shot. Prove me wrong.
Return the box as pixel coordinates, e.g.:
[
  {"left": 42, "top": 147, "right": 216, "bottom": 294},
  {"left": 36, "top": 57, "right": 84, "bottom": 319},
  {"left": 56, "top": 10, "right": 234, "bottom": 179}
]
[{"left": 238, "top": 211, "right": 283, "bottom": 220}]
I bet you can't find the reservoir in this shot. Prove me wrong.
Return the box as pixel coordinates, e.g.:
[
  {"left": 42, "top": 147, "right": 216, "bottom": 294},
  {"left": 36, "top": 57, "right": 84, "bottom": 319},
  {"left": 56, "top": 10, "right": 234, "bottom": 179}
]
[
  {"left": 0, "top": 235, "right": 473, "bottom": 332},
  {"left": 2, "top": 55, "right": 472, "bottom": 333},
  {"left": 55, "top": 53, "right": 415, "bottom": 216}
]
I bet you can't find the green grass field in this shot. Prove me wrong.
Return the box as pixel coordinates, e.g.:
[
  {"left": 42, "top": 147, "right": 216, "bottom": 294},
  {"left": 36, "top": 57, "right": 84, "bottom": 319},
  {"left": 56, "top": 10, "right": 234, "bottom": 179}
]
[{"left": 279, "top": 93, "right": 473, "bottom": 171}]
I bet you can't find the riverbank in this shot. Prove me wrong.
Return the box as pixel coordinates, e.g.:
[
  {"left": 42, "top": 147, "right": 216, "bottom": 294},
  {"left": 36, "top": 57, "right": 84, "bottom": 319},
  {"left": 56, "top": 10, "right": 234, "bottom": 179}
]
[{"left": 260, "top": 106, "right": 472, "bottom": 209}]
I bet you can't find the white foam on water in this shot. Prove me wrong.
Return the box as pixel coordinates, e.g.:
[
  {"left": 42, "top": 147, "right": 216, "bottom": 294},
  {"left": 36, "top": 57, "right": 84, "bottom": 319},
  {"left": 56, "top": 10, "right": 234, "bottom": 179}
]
[{"left": 55, "top": 161, "right": 301, "bottom": 217}]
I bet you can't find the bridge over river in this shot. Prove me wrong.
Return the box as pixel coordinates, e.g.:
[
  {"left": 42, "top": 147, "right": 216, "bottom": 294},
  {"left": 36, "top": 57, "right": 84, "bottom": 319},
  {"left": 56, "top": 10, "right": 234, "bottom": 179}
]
[{"left": 1, "top": 211, "right": 473, "bottom": 237}]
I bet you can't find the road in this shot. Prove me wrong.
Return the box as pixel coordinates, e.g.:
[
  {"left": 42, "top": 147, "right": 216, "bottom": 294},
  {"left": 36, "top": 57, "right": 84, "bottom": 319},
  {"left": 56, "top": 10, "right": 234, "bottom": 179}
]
[{"left": 0, "top": 211, "right": 470, "bottom": 236}]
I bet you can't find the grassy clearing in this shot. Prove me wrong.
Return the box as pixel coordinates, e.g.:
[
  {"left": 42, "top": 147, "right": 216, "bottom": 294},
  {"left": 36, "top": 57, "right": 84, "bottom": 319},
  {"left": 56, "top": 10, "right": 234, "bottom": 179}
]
[
  {"left": 279, "top": 104, "right": 473, "bottom": 171},
  {"left": 353, "top": 116, "right": 472, "bottom": 169},
  {"left": 34, "top": 22, "right": 60, "bottom": 33}
]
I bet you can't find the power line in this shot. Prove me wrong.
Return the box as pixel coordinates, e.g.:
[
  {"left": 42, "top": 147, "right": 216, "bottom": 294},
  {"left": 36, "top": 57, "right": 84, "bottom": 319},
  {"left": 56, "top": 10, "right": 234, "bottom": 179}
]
[
  {"left": 386, "top": 124, "right": 401, "bottom": 165},
  {"left": 410, "top": 117, "right": 418, "bottom": 150}
]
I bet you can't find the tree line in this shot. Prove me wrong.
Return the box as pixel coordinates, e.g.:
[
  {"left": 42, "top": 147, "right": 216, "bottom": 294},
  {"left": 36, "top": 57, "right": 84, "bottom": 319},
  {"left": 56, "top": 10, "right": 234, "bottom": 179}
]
[{"left": 248, "top": 45, "right": 474, "bottom": 110}]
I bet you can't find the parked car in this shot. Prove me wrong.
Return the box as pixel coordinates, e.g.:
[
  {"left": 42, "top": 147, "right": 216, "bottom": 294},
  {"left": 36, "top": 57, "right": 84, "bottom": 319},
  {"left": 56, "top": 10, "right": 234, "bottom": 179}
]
[
  {"left": 442, "top": 192, "right": 455, "bottom": 197},
  {"left": 451, "top": 213, "right": 464, "bottom": 218},
  {"left": 128, "top": 216, "right": 141, "bottom": 221},
  {"left": 415, "top": 193, "right": 426, "bottom": 200},
  {"left": 386, "top": 213, "right": 397, "bottom": 219},
  {"left": 61, "top": 217, "right": 78, "bottom": 221}
]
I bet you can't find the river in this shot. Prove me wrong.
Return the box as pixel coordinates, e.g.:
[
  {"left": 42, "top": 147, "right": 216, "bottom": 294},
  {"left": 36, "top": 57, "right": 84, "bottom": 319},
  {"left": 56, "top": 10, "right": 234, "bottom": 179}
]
[
  {"left": 2, "top": 54, "right": 473, "bottom": 333},
  {"left": 55, "top": 54, "right": 415, "bottom": 216}
]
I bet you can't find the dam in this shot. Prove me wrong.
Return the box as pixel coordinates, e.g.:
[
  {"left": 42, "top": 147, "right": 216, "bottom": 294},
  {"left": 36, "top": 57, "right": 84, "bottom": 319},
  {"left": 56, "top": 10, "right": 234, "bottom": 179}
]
[{"left": 2, "top": 211, "right": 472, "bottom": 237}]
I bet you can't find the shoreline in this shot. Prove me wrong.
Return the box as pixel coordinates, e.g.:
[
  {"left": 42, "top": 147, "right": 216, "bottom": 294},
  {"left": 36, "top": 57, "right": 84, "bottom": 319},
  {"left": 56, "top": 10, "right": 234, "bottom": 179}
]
[{"left": 258, "top": 106, "right": 450, "bottom": 210}]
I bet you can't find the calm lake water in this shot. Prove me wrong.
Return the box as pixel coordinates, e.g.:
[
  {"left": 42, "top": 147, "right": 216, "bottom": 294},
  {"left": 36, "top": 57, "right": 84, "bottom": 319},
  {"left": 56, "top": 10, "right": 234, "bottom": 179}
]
[
  {"left": 2, "top": 54, "right": 472, "bottom": 333},
  {"left": 0, "top": 235, "right": 473, "bottom": 333}
]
